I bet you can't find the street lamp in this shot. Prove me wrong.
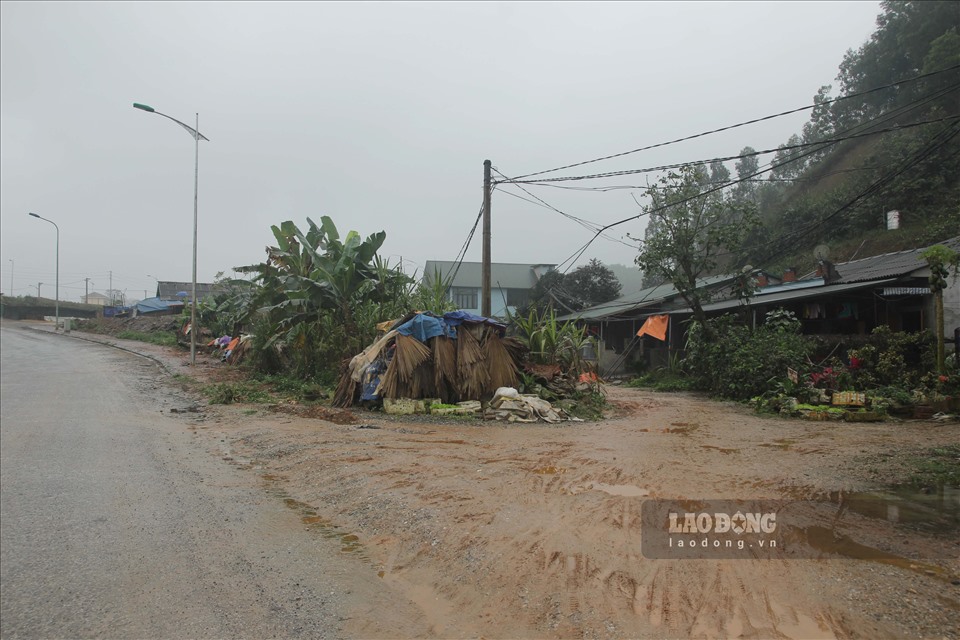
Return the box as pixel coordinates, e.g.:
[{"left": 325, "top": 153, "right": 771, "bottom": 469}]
[
  {"left": 28, "top": 213, "right": 59, "bottom": 330},
  {"left": 133, "top": 102, "right": 209, "bottom": 365},
  {"left": 146, "top": 274, "right": 159, "bottom": 298}
]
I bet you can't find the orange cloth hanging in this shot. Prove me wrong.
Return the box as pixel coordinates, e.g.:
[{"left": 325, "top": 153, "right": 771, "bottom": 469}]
[{"left": 636, "top": 315, "right": 669, "bottom": 341}]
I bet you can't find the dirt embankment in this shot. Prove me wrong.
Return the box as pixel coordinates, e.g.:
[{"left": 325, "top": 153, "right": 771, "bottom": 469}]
[{"left": 196, "top": 387, "right": 959, "bottom": 640}]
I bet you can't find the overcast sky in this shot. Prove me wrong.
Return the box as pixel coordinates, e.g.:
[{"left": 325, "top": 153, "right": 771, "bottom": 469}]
[{"left": 1, "top": 1, "right": 882, "bottom": 302}]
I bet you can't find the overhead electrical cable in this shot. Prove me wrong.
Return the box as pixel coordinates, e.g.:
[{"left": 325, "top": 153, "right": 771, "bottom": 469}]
[
  {"left": 507, "top": 64, "right": 960, "bottom": 182},
  {"left": 501, "top": 112, "right": 960, "bottom": 186},
  {"left": 442, "top": 202, "right": 485, "bottom": 297},
  {"left": 554, "top": 108, "right": 959, "bottom": 273}
]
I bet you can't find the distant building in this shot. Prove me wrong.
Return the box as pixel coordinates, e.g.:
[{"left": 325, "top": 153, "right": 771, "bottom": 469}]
[
  {"left": 422, "top": 261, "right": 556, "bottom": 319},
  {"left": 155, "top": 281, "right": 225, "bottom": 302},
  {"left": 82, "top": 292, "right": 109, "bottom": 306}
]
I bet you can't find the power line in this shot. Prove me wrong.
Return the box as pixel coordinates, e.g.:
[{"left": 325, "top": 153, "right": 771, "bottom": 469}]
[
  {"left": 491, "top": 166, "right": 641, "bottom": 251},
  {"left": 440, "top": 202, "right": 485, "bottom": 297},
  {"left": 500, "top": 112, "right": 960, "bottom": 186},
  {"left": 508, "top": 64, "right": 960, "bottom": 181},
  {"left": 551, "top": 88, "right": 960, "bottom": 271}
]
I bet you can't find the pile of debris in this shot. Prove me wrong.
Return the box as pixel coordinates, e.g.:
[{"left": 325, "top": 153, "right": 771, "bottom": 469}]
[
  {"left": 333, "top": 311, "right": 526, "bottom": 408},
  {"left": 484, "top": 387, "right": 580, "bottom": 423},
  {"left": 205, "top": 334, "right": 253, "bottom": 364}
]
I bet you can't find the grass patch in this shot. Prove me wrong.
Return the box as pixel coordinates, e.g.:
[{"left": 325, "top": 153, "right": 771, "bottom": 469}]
[
  {"left": 252, "top": 373, "right": 330, "bottom": 402},
  {"left": 903, "top": 444, "right": 960, "bottom": 489},
  {"left": 171, "top": 373, "right": 198, "bottom": 386},
  {"left": 626, "top": 374, "right": 693, "bottom": 392},
  {"left": 202, "top": 382, "right": 271, "bottom": 405},
  {"left": 115, "top": 330, "right": 178, "bottom": 347},
  {"left": 564, "top": 389, "right": 608, "bottom": 421}
]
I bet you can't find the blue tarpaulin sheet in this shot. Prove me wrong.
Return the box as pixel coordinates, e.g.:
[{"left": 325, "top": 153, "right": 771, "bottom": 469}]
[
  {"left": 395, "top": 314, "right": 449, "bottom": 342},
  {"left": 136, "top": 297, "right": 184, "bottom": 314},
  {"left": 443, "top": 310, "right": 506, "bottom": 331}
]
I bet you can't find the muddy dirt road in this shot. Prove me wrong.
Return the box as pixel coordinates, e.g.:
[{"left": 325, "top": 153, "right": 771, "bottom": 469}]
[
  {"left": 4, "top": 322, "right": 959, "bottom": 639},
  {"left": 209, "top": 389, "right": 959, "bottom": 640}
]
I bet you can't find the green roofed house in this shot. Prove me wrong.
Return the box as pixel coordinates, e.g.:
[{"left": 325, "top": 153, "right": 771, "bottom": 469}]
[{"left": 422, "top": 261, "right": 556, "bottom": 320}]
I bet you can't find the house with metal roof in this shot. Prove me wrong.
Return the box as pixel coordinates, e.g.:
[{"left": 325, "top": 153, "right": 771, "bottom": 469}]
[
  {"left": 422, "top": 261, "right": 556, "bottom": 319},
  {"left": 556, "top": 272, "right": 761, "bottom": 374},
  {"left": 565, "top": 236, "right": 959, "bottom": 376},
  {"left": 155, "top": 281, "right": 226, "bottom": 302},
  {"left": 670, "top": 236, "right": 960, "bottom": 335}
]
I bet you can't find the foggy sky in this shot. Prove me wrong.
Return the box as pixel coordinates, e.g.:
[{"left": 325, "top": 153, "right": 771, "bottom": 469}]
[{"left": 0, "top": 1, "right": 881, "bottom": 303}]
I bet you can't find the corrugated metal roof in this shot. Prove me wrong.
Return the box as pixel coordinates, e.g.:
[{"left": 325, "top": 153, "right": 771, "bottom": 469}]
[
  {"left": 668, "top": 278, "right": 900, "bottom": 315},
  {"left": 422, "top": 261, "right": 555, "bottom": 290},
  {"left": 807, "top": 236, "right": 959, "bottom": 284},
  {"left": 157, "top": 281, "right": 224, "bottom": 300},
  {"left": 558, "top": 273, "right": 737, "bottom": 321}
]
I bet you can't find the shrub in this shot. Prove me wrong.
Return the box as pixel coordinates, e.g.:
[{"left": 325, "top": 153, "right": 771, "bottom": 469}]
[
  {"left": 684, "top": 310, "right": 811, "bottom": 401},
  {"left": 203, "top": 382, "right": 270, "bottom": 405},
  {"left": 845, "top": 325, "right": 934, "bottom": 390}
]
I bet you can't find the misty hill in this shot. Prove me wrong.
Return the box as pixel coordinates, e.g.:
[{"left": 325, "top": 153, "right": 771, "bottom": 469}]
[{"left": 732, "top": 1, "right": 959, "bottom": 275}]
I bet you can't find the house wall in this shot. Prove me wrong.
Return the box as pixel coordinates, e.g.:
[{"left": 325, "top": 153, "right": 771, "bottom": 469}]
[{"left": 448, "top": 287, "right": 513, "bottom": 319}]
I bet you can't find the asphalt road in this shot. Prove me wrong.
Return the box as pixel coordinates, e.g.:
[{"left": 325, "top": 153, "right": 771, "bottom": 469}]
[{"left": 0, "top": 324, "right": 398, "bottom": 639}]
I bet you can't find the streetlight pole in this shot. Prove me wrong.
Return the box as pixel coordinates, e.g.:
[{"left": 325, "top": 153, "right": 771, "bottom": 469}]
[
  {"left": 28, "top": 213, "right": 58, "bottom": 330},
  {"left": 133, "top": 102, "right": 209, "bottom": 365}
]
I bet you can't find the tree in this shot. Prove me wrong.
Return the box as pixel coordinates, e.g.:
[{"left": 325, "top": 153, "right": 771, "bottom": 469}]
[
  {"left": 522, "top": 260, "right": 622, "bottom": 316},
  {"left": 921, "top": 244, "right": 959, "bottom": 373},
  {"left": 708, "top": 160, "right": 731, "bottom": 185},
  {"left": 230, "top": 216, "right": 402, "bottom": 376},
  {"left": 770, "top": 134, "right": 807, "bottom": 181},
  {"left": 731, "top": 146, "right": 761, "bottom": 207},
  {"left": 635, "top": 165, "right": 757, "bottom": 339},
  {"left": 563, "top": 259, "right": 622, "bottom": 308}
]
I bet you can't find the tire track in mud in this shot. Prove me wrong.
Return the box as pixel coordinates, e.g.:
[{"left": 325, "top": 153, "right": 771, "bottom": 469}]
[{"left": 207, "top": 387, "right": 956, "bottom": 639}]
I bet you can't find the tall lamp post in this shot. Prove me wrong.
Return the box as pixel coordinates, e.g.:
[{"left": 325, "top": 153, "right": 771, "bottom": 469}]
[
  {"left": 28, "top": 213, "right": 59, "bottom": 330},
  {"left": 147, "top": 274, "right": 159, "bottom": 298},
  {"left": 133, "top": 102, "right": 209, "bottom": 365}
]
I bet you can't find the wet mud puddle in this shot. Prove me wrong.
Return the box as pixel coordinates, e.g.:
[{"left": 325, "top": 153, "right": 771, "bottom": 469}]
[
  {"left": 794, "top": 485, "right": 959, "bottom": 582},
  {"left": 262, "top": 477, "right": 370, "bottom": 558}
]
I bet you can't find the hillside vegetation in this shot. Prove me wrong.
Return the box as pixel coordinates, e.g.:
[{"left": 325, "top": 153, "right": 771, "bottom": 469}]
[{"left": 733, "top": 1, "right": 959, "bottom": 273}]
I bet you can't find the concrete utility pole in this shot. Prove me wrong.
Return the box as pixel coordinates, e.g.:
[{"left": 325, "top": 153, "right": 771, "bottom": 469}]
[
  {"left": 37, "top": 282, "right": 42, "bottom": 299},
  {"left": 109, "top": 271, "right": 113, "bottom": 305},
  {"left": 482, "top": 159, "right": 492, "bottom": 317},
  {"left": 85, "top": 278, "right": 91, "bottom": 304}
]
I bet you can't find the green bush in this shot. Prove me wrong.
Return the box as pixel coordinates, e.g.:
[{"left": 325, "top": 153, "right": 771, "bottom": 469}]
[
  {"left": 846, "top": 326, "right": 934, "bottom": 390},
  {"left": 684, "top": 310, "right": 811, "bottom": 401},
  {"left": 253, "top": 372, "right": 330, "bottom": 401},
  {"left": 202, "top": 382, "right": 270, "bottom": 405}
]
